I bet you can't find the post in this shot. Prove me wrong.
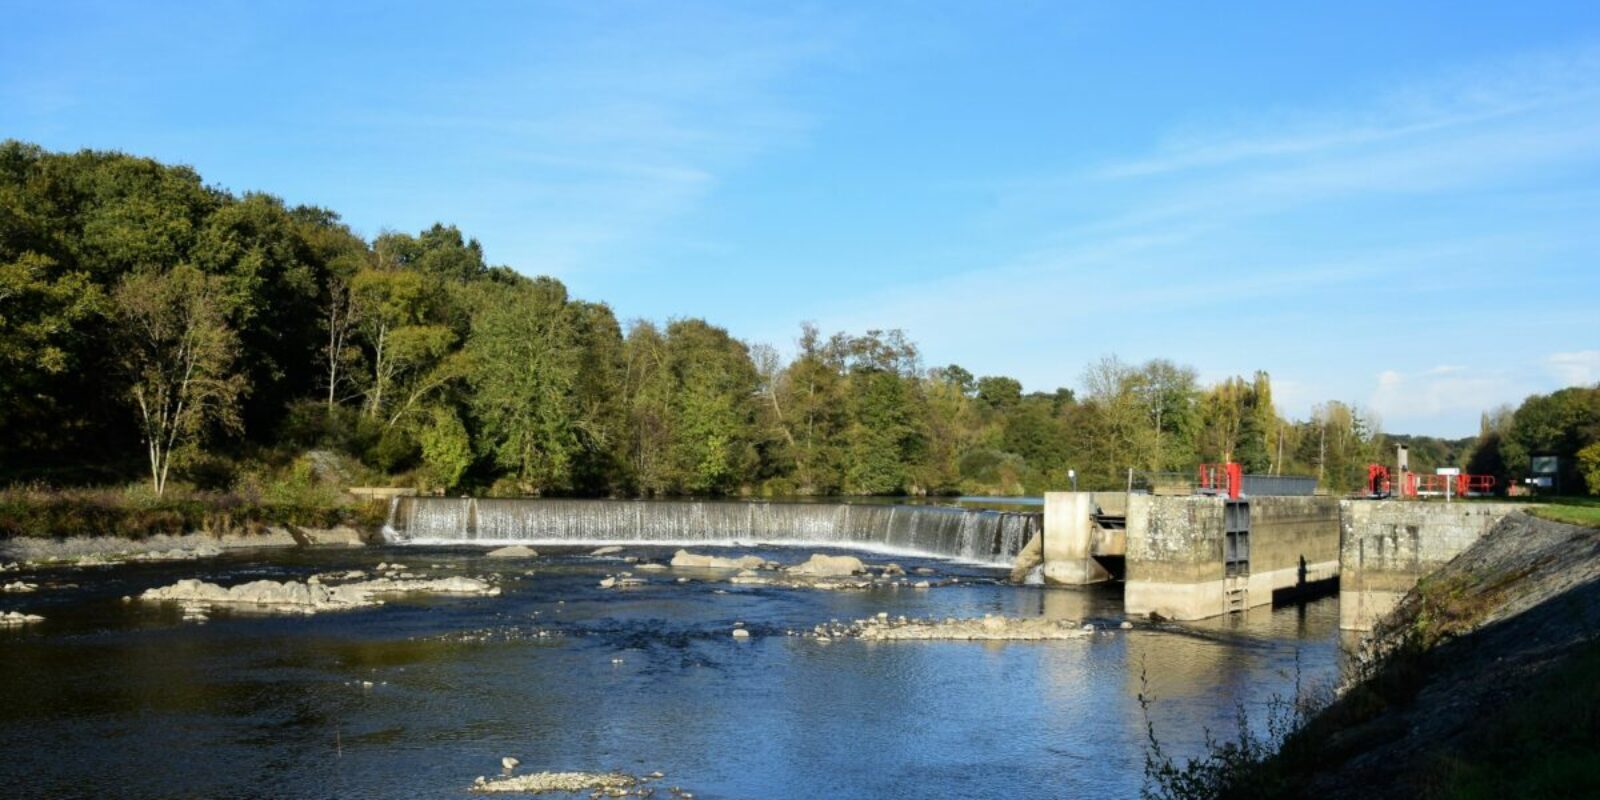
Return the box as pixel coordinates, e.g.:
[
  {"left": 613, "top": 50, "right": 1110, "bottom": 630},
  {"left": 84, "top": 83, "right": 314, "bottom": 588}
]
[
  {"left": 1068, "top": 469, "right": 1077, "bottom": 492},
  {"left": 1127, "top": 468, "right": 1134, "bottom": 493}
]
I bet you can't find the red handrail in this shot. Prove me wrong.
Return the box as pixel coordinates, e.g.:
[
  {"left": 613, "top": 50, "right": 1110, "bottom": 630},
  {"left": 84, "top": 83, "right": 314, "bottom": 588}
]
[{"left": 1197, "top": 462, "right": 1242, "bottom": 498}]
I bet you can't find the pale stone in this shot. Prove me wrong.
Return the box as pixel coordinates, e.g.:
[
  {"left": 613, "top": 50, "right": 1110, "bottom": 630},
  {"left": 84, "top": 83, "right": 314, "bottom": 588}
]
[
  {"left": 471, "top": 772, "right": 637, "bottom": 794},
  {"left": 669, "top": 550, "right": 765, "bottom": 570},
  {"left": 140, "top": 575, "right": 498, "bottom": 615},
  {"left": 785, "top": 554, "right": 865, "bottom": 577},
  {"left": 486, "top": 546, "right": 538, "bottom": 559}
]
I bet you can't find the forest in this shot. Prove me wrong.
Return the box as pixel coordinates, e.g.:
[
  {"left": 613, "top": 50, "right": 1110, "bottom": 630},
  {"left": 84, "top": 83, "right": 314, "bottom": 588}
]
[{"left": 3, "top": 141, "right": 1596, "bottom": 500}]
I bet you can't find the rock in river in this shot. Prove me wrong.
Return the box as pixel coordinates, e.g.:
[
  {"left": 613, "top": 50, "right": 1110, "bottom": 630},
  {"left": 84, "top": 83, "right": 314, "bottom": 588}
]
[
  {"left": 486, "top": 546, "right": 538, "bottom": 559},
  {"left": 141, "top": 575, "right": 500, "bottom": 615},
  {"left": 670, "top": 550, "right": 765, "bottom": 570},
  {"left": 785, "top": 553, "right": 865, "bottom": 578}
]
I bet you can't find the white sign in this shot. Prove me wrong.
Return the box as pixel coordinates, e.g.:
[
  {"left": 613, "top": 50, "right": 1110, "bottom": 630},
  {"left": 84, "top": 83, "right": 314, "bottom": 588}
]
[{"left": 1436, "top": 468, "right": 1461, "bottom": 476}]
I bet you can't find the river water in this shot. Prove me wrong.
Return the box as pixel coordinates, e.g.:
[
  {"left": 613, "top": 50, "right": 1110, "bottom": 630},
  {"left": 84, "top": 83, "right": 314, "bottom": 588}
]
[{"left": 0, "top": 545, "right": 1345, "bottom": 799}]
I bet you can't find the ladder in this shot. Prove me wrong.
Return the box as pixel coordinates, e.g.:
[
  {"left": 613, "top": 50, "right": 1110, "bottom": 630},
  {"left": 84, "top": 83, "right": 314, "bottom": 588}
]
[{"left": 1224, "top": 575, "right": 1249, "bottom": 613}]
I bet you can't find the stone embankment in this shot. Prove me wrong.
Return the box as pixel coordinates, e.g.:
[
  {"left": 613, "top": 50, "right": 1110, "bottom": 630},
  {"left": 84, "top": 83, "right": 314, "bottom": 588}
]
[
  {"left": 1, "top": 527, "right": 365, "bottom": 567},
  {"left": 1274, "top": 512, "right": 1600, "bottom": 799}
]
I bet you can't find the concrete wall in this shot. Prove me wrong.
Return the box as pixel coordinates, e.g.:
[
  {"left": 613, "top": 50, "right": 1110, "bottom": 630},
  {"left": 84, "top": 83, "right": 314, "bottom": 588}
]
[
  {"left": 1123, "top": 494, "right": 1341, "bottom": 620},
  {"left": 1039, "top": 491, "right": 1124, "bottom": 585},
  {"left": 1247, "top": 496, "right": 1342, "bottom": 603},
  {"left": 1123, "top": 494, "right": 1227, "bottom": 618},
  {"left": 1338, "top": 500, "right": 1523, "bottom": 631}
]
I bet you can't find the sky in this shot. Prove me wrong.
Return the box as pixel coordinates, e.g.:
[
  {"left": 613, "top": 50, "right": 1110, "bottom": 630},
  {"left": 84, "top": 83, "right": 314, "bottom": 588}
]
[{"left": 3, "top": 1, "right": 1598, "bottom": 437}]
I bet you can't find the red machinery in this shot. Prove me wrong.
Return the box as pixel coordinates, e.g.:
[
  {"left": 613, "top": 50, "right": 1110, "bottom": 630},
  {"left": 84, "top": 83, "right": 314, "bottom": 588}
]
[
  {"left": 1366, "top": 464, "right": 1392, "bottom": 497},
  {"left": 1363, "top": 464, "right": 1496, "bottom": 499},
  {"left": 1403, "top": 472, "right": 1496, "bottom": 498},
  {"left": 1197, "top": 462, "right": 1242, "bottom": 499}
]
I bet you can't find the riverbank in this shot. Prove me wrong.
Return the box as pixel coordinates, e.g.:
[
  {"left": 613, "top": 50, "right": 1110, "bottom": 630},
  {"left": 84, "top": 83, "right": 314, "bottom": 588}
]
[
  {"left": 0, "top": 486, "right": 383, "bottom": 565},
  {"left": 1170, "top": 512, "right": 1600, "bottom": 799}
]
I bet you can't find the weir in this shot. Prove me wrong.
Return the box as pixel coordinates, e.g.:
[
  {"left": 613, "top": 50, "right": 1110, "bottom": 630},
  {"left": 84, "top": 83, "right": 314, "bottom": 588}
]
[{"left": 384, "top": 497, "right": 1039, "bottom": 566}]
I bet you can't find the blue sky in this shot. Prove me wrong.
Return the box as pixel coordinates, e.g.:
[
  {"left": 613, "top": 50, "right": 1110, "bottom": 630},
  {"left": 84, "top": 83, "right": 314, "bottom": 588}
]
[{"left": 4, "top": 1, "right": 1598, "bottom": 436}]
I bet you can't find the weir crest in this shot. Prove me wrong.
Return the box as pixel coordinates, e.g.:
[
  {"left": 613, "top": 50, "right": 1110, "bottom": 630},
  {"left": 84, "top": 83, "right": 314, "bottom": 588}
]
[{"left": 383, "top": 497, "right": 1038, "bottom": 566}]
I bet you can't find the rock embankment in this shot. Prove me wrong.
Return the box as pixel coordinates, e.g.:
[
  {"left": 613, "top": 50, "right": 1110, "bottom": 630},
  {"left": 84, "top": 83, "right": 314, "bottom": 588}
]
[
  {"left": 1281, "top": 512, "right": 1600, "bottom": 799},
  {"left": 141, "top": 574, "right": 500, "bottom": 615},
  {"left": 1, "top": 527, "right": 364, "bottom": 567},
  {"left": 808, "top": 613, "right": 1102, "bottom": 641}
]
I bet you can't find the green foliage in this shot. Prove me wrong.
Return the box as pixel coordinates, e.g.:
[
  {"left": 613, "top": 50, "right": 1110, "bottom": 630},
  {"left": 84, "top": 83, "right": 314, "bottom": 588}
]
[
  {"left": 1580, "top": 442, "right": 1600, "bottom": 496},
  {"left": 418, "top": 406, "right": 472, "bottom": 490},
  {"left": 3, "top": 140, "right": 1503, "bottom": 500}
]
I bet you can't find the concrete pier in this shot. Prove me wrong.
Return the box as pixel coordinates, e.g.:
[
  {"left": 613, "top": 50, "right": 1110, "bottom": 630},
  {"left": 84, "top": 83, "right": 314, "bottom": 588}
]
[
  {"left": 1039, "top": 492, "right": 1123, "bottom": 585},
  {"left": 1337, "top": 500, "right": 1523, "bottom": 630}
]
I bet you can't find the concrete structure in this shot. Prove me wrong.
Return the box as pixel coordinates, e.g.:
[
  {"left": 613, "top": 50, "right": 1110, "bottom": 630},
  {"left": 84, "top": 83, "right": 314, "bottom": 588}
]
[
  {"left": 1122, "top": 494, "right": 1340, "bottom": 620},
  {"left": 1338, "top": 500, "right": 1522, "bottom": 631},
  {"left": 1039, "top": 491, "right": 1125, "bottom": 585},
  {"left": 1033, "top": 491, "right": 1530, "bottom": 625},
  {"left": 1036, "top": 491, "right": 1341, "bottom": 620}
]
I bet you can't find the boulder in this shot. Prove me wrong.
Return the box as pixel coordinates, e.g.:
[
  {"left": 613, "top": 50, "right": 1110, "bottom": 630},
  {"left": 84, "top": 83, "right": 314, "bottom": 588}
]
[
  {"left": 486, "top": 545, "right": 538, "bottom": 559},
  {"left": 589, "top": 546, "right": 624, "bottom": 556},
  {"left": 786, "top": 554, "right": 866, "bottom": 578},
  {"left": 670, "top": 550, "right": 765, "bottom": 570}
]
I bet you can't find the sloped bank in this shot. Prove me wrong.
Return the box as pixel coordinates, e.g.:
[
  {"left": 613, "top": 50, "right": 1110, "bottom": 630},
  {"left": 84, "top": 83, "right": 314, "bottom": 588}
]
[{"left": 1180, "top": 512, "right": 1600, "bottom": 799}]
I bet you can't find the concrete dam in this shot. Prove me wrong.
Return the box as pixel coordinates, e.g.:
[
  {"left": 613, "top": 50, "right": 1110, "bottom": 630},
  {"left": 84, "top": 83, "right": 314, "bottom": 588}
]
[
  {"left": 384, "top": 497, "right": 1039, "bottom": 566},
  {"left": 384, "top": 493, "right": 1525, "bottom": 629}
]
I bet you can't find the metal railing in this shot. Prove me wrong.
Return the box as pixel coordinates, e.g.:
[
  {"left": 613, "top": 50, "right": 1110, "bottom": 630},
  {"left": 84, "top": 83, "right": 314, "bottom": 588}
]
[{"left": 1130, "top": 468, "right": 1318, "bottom": 497}]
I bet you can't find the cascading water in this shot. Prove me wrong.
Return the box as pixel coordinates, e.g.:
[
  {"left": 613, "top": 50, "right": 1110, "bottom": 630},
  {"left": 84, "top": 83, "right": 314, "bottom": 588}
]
[{"left": 384, "top": 498, "right": 1038, "bottom": 566}]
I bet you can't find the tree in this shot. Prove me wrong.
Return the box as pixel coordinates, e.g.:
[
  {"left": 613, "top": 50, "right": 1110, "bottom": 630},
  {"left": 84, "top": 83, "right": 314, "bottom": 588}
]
[
  {"left": 464, "top": 278, "right": 584, "bottom": 492},
  {"left": 111, "top": 266, "right": 245, "bottom": 494},
  {"left": 1134, "top": 359, "right": 1199, "bottom": 471},
  {"left": 662, "top": 319, "right": 760, "bottom": 494}
]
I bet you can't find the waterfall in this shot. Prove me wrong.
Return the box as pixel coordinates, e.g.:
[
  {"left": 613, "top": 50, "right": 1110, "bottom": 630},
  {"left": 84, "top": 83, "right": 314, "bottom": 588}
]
[{"left": 384, "top": 498, "right": 1038, "bottom": 566}]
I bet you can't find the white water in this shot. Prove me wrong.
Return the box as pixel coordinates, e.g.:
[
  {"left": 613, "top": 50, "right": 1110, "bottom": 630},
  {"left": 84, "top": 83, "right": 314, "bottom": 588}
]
[{"left": 384, "top": 498, "right": 1038, "bottom": 566}]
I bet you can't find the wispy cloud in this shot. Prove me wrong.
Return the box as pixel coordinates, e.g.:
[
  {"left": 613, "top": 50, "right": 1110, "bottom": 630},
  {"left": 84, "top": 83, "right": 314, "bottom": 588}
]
[
  {"left": 799, "top": 40, "right": 1600, "bottom": 434},
  {"left": 1546, "top": 350, "right": 1600, "bottom": 386}
]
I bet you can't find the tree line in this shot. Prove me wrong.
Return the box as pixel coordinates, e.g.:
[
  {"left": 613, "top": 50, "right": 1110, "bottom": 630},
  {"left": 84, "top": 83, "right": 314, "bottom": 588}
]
[{"left": 9, "top": 141, "right": 1586, "bottom": 498}]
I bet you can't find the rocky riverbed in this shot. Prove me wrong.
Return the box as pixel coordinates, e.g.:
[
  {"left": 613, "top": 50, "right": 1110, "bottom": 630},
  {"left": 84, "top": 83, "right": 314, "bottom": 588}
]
[
  {"left": 140, "top": 573, "right": 501, "bottom": 615},
  {"left": 805, "top": 612, "right": 1126, "bottom": 641}
]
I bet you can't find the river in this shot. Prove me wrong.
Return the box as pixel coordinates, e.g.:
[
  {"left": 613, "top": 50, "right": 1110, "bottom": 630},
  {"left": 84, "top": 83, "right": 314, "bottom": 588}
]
[{"left": 0, "top": 543, "right": 1344, "bottom": 798}]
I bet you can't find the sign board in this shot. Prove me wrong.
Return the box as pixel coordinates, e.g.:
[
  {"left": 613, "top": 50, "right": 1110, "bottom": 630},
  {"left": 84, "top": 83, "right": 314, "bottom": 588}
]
[
  {"left": 1436, "top": 467, "right": 1461, "bottom": 476},
  {"left": 1531, "top": 456, "right": 1559, "bottom": 475}
]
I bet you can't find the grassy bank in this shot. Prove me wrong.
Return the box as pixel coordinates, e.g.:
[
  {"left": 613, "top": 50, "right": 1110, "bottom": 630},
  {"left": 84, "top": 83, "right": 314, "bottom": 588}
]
[
  {"left": 0, "top": 485, "right": 387, "bottom": 540},
  {"left": 1526, "top": 496, "right": 1600, "bottom": 529}
]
